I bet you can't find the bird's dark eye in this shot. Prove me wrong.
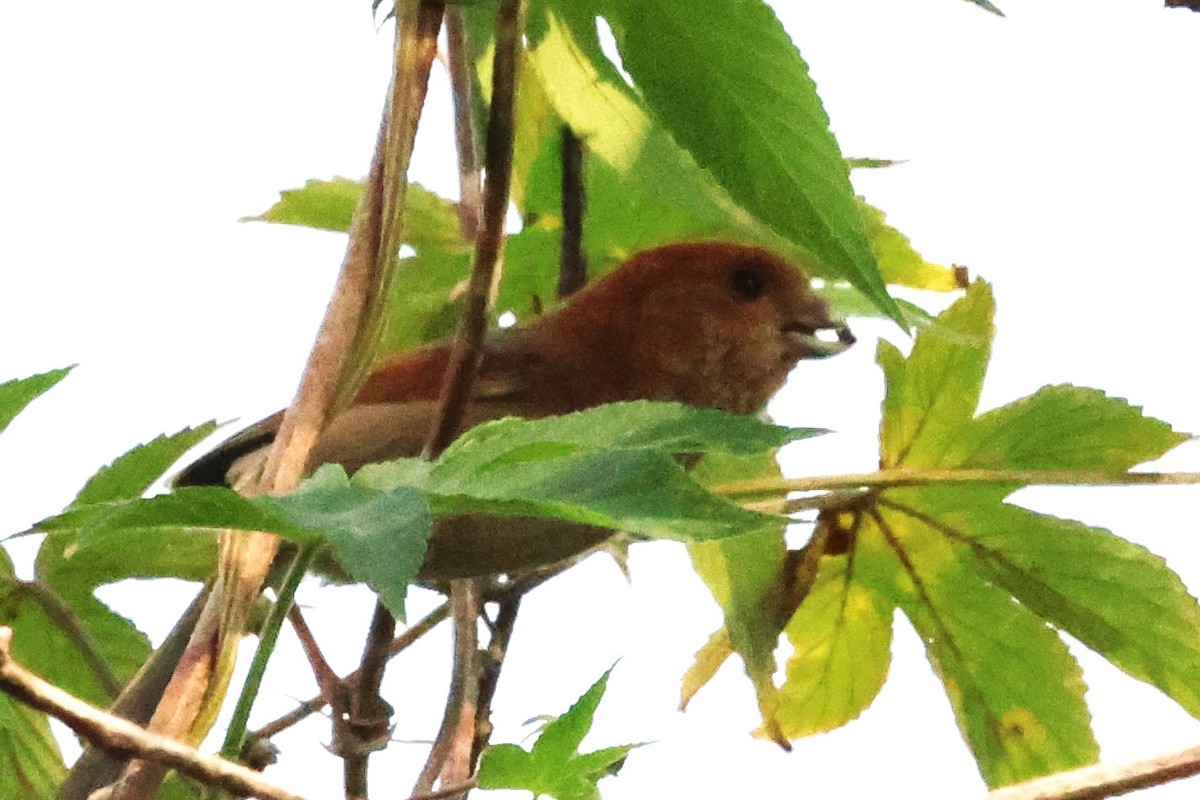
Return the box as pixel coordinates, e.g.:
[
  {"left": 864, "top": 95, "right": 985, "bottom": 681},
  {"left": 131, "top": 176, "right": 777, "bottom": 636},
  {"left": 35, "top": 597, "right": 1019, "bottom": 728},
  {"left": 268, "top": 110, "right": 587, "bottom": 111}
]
[{"left": 729, "top": 268, "right": 766, "bottom": 301}]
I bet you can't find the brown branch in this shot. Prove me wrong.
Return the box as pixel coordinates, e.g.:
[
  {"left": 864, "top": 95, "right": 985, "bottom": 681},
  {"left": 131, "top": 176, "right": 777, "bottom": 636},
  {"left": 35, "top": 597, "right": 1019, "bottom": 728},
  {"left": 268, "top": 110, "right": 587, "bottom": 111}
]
[
  {"left": 58, "top": 586, "right": 210, "bottom": 800},
  {"left": 287, "top": 605, "right": 341, "bottom": 705},
  {"left": 986, "top": 742, "right": 1200, "bottom": 799},
  {"left": 422, "top": 0, "right": 526, "bottom": 458},
  {"left": 446, "top": 7, "right": 482, "bottom": 242},
  {"left": 107, "top": 5, "right": 446, "bottom": 798},
  {"left": 409, "top": 778, "right": 478, "bottom": 800},
  {"left": 339, "top": 600, "right": 399, "bottom": 800},
  {"left": 413, "top": 581, "right": 481, "bottom": 796},
  {"left": 250, "top": 601, "right": 450, "bottom": 742},
  {"left": 0, "top": 627, "right": 308, "bottom": 800},
  {"left": 556, "top": 125, "right": 587, "bottom": 298},
  {"left": 471, "top": 594, "right": 521, "bottom": 766}
]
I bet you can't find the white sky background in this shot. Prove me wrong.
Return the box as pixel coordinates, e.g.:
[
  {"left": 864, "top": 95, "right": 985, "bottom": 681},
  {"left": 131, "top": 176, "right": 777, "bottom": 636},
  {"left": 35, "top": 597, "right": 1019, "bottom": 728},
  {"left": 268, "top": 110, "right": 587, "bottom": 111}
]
[{"left": 2, "top": 0, "right": 1200, "bottom": 797}]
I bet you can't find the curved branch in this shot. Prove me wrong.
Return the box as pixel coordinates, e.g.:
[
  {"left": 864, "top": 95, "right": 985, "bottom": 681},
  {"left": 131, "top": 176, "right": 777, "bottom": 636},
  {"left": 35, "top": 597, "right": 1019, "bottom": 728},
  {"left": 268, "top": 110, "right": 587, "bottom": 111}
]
[
  {"left": 0, "top": 627, "right": 308, "bottom": 800},
  {"left": 987, "top": 742, "right": 1200, "bottom": 799}
]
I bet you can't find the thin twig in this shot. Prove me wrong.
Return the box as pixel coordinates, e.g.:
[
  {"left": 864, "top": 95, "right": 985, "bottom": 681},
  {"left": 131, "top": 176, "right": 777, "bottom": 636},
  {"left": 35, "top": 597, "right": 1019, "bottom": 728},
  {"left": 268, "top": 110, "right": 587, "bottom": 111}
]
[
  {"left": 250, "top": 602, "right": 450, "bottom": 741},
  {"left": 0, "top": 627, "right": 309, "bottom": 800},
  {"left": 446, "top": 7, "right": 482, "bottom": 242},
  {"left": 287, "top": 604, "right": 342, "bottom": 703},
  {"left": 714, "top": 469, "right": 1200, "bottom": 501},
  {"left": 340, "top": 599, "right": 400, "bottom": 800},
  {"left": 423, "top": 0, "right": 526, "bottom": 458},
  {"left": 414, "top": 581, "right": 481, "bottom": 795},
  {"left": 471, "top": 594, "right": 521, "bottom": 766},
  {"left": 557, "top": 125, "right": 587, "bottom": 298},
  {"left": 408, "top": 778, "right": 479, "bottom": 800},
  {"left": 986, "top": 742, "right": 1200, "bottom": 799}
]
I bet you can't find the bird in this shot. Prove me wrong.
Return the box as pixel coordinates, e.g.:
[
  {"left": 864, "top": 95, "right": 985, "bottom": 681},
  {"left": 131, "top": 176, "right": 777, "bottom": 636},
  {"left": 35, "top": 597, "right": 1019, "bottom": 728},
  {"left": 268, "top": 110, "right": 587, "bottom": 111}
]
[{"left": 176, "top": 241, "right": 854, "bottom": 578}]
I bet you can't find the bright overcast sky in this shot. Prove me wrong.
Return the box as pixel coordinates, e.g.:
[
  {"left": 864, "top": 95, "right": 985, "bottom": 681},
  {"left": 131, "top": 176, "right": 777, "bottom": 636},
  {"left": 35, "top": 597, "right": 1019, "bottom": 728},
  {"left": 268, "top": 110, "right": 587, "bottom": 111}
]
[{"left": 2, "top": 0, "right": 1199, "bottom": 798}]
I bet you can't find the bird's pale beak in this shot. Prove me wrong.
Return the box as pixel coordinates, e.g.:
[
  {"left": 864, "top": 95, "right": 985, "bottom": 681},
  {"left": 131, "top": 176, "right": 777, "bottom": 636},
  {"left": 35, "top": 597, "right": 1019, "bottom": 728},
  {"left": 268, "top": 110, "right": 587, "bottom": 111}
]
[{"left": 783, "top": 319, "right": 856, "bottom": 359}]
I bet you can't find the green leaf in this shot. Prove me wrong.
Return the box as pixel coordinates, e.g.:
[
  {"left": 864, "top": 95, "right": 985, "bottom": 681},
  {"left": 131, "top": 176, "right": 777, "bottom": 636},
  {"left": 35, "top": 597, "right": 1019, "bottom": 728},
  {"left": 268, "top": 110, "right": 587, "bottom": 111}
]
[
  {"left": 243, "top": 175, "right": 361, "bottom": 232},
  {"left": 271, "top": 470, "right": 432, "bottom": 621},
  {"left": 431, "top": 448, "right": 776, "bottom": 542},
  {"left": 859, "top": 198, "right": 963, "bottom": 292},
  {"left": 949, "top": 385, "right": 1190, "bottom": 471},
  {"left": 690, "top": 526, "right": 789, "bottom": 741},
  {"left": 878, "top": 280, "right": 994, "bottom": 468},
  {"left": 600, "top": 0, "right": 898, "bottom": 319},
  {"left": 39, "top": 487, "right": 313, "bottom": 544},
  {"left": 244, "top": 179, "right": 468, "bottom": 255},
  {"left": 857, "top": 508, "right": 1096, "bottom": 786},
  {"left": 965, "top": 0, "right": 1005, "bottom": 16},
  {"left": 0, "top": 577, "right": 124, "bottom": 706},
  {"left": 778, "top": 555, "right": 892, "bottom": 739},
  {"left": 477, "top": 668, "right": 637, "bottom": 800},
  {"left": 438, "top": 401, "right": 818, "bottom": 468},
  {"left": 421, "top": 404, "right": 805, "bottom": 542},
  {"left": 523, "top": 6, "right": 793, "bottom": 265},
  {"left": 71, "top": 423, "right": 220, "bottom": 507},
  {"left": 0, "top": 368, "right": 72, "bottom": 438},
  {"left": 0, "top": 694, "right": 66, "bottom": 800},
  {"left": 897, "top": 487, "right": 1200, "bottom": 721}
]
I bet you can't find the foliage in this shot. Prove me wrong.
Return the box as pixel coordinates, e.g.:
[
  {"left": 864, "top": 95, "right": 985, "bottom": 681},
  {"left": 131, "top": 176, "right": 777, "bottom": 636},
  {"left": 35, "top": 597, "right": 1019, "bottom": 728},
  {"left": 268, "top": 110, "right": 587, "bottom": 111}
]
[
  {"left": 477, "top": 669, "right": 639, "bottom": 800},
  {"left": 0, "top": 0, "right": 1194, "bottom": 798}
]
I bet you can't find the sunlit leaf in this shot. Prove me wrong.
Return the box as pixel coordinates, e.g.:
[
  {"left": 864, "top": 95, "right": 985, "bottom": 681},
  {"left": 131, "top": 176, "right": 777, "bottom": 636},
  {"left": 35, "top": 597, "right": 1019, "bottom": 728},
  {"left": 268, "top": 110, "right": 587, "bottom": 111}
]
[
  {"left": 859, "top": 198, "right": 963, "bottom": 292},
  {"left": 0, "top": 368, "right": 71, "bottom": 438},
  {"left": 599, "top": 0, "right": 898, "bottom": 319},
  {"left": 878, "top": 281, "right": 994, "bottom": 468},
  {"left": 778, "top": 555, "right": 892, "bottom": 738},
  {"left": 855, "top": 503, "right": 1097, "bottom": 785},
  {"left": 244, "top": 179, "right": 467, "bottom": 255}
]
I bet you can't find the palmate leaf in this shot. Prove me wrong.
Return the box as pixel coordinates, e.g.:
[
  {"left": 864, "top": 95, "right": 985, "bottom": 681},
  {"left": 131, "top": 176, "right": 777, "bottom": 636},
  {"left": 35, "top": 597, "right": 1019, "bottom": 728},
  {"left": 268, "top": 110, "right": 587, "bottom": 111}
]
[
  {"left": 772, "top": 280, "right": 1195, "bottom": 787},
  {"left": 477, "top": 669, "right": 638, "bottom": 800}
]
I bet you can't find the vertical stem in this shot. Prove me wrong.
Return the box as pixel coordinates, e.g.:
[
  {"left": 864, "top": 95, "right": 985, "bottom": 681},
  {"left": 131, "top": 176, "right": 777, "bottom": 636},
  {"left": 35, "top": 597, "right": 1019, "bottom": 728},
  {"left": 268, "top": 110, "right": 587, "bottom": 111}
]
[
  {"left": 557, "top": 125, "right": 587, "bottom": 298},
  {"left": 218, "top": 545, "right": 318, "bottom": 764},
  {"left": 446, "top": 7, "right": 482, "bottom": 242},
  {"left": 423, "top": 0, "right": 526, "bottom": 459},
  {"left": 342, "top": 601, "right": 399, "bottom": 800}
]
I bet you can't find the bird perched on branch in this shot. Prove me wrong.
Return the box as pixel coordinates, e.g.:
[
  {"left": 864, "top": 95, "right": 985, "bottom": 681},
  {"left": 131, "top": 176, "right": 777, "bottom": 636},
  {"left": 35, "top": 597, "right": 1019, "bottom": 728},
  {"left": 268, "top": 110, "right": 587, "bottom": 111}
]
[{"left": 177, "top": 241, "right": 854, "bottom": 577}]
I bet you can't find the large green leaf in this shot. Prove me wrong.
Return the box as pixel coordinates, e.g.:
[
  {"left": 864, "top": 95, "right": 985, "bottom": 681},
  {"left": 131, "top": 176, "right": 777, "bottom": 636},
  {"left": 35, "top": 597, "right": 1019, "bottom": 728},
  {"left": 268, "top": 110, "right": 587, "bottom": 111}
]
[
  {"left": 693, "top": 278, "right": 1192, "bottom": 786},
  {"left": 597, "top": 0, "right": 898, "bottom": 319},
  {"left": 431, "top": 448, "right": 776, "bottom": 542},
  {"left": 438, "top": 400, "right": 818, "bottom": 466}
]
